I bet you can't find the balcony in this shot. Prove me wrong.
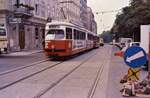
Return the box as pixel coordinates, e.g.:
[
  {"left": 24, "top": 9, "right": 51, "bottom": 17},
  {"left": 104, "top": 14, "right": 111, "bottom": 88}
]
[{"left": 13, "top": 4, "right": 34, "bottom": 18}]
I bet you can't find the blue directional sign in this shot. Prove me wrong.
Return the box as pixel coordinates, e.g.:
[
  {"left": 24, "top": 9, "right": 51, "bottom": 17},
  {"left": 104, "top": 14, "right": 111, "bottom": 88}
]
[{"left": 124, "top": 46, "right": 148, "bottom": 68}]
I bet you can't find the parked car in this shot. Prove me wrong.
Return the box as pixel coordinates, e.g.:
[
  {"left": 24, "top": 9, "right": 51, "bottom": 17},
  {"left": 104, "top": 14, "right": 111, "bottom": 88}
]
[{"left": 129, "top": 42, "right": 140, "bottom": 47}]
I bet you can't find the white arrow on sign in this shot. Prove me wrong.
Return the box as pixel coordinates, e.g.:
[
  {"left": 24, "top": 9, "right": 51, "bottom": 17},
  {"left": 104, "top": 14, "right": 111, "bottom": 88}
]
[{"left": 126, "top": 51, "right": 145, "bottom": 63}]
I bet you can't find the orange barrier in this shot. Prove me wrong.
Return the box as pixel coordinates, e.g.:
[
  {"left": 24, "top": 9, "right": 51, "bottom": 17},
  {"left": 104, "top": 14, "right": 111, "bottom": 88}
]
[{"left": 114, "top": 51, "right": 124, "bottom": 57}]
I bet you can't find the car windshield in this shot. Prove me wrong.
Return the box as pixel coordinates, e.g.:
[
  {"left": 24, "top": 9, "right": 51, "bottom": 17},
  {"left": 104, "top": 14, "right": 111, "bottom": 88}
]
[
  {"left": 132, "top": 43, "right": 140, "bottom": 46},
  {"left": 45, "top": 30, "right": 64, "bottom": 40},
  {"left": 130, "top": 42, "right": 140, "bottom": 47},
  {"left": 0, "top": 28, "right": 6, "bottom": 36}
]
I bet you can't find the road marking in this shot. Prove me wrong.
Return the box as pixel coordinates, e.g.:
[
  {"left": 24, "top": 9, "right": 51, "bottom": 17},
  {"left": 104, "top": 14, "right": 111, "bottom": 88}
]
[{"left": 126, "top": 51, "right": 144, "bottom": 63}]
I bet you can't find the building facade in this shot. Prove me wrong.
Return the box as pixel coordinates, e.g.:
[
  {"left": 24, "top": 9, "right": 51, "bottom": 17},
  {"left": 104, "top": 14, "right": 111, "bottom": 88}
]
[
  {"left": 0, "top": 0, "right": 48, "bottom": 52},
  {"left": 91, "top": 19, "right": 97, "bottom": 33},
  {"left": 47, "top": 0, "right": 83, "bottom": 26},
  {"left": 86, "top": 7, "right": 93, "bottom": 32},
  {"left": 46, "top": 0, "right": 61, "bottom": 21},
  {"left": 80, "top": 0, "right": 88, "bottom": 28},
  {"left": 0, "top": 0, "right": 97, "bottom": 52},
  {"left": 80, "top": 0, "right": 97, "bottom": 33},
  {"left": 50, "top": 0, "right": 97, "bottom": 32}
]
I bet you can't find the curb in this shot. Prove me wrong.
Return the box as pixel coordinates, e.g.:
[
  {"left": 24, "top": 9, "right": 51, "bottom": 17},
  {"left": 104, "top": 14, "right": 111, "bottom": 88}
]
[
  {"left": 136, "top": 94, "right": 150, "bottom": 98},
  {"left": 6, "top": 50, "right": 44, "bottom": 56}
]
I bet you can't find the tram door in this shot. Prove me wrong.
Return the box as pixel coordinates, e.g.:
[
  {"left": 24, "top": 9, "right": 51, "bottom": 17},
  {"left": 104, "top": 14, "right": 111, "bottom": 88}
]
[{"left": 19, "top": 26, "right": 25, "bottom": 49}]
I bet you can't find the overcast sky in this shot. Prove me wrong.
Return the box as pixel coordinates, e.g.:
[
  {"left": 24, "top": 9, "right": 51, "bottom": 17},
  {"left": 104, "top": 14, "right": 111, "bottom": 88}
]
[{"left": 87, "top": 0, "right": 130, "bottom": 34}]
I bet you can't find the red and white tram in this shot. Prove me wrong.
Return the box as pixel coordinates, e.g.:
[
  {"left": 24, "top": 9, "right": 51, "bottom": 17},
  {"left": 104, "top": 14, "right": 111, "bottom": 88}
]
[{"left": 44, "top": 21, "right": 99, "bottom": 58}]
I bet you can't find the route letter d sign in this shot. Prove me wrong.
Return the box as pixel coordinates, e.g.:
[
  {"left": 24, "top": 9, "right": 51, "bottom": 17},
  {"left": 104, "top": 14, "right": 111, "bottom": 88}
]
[{"left": 124, "top": 46, "right": 148, "bottom": 68}]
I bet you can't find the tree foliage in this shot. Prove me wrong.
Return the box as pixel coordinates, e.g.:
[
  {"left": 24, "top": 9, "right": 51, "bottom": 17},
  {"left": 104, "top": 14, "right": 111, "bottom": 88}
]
[
  {"left": 100, "top": 31, "right": 112, "bottom": 43},
  {"left": 111, "top": 0, "right": 150, "bottom": 41}
]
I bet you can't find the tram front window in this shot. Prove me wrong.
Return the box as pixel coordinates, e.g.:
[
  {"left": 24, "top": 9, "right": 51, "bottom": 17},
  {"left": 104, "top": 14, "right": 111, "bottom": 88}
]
[
  {"left": 0, "top": 28, "right": 6, "bottom": 36},
  {"left": 46, "top": 30, "right": 64, "bottom": 40}
]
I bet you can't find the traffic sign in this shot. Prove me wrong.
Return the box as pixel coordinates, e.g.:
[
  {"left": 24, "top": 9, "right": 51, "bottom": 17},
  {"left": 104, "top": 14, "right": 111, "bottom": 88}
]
[
  {"left": 127, "top": 68, "right": 141, "bottom": 81},
  {"left": 124, "top": 46, "right": 148, "bottom": 68}
]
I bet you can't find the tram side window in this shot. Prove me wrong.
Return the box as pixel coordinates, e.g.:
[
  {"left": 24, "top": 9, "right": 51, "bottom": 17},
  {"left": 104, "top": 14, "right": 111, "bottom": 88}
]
[
  {"left": 66, "top": 28, "right": 72, "bottom": 39},
  {"left": 91, "top": 35, "right": 94, "bottom": 40},
  {"left": 79, "top": 31, "right": 82, "bottom": 40},
  {"left": 80, "top": 31, "right": 85, "bottom": 40},
  {"left": 74, "top": 29, "right": 84, "bottom": 40},
  {"left": 74, "top": 29, "right": 77, "bottom": 40},
  {"left": 77, "top": 30, "right": 80, "bottom": 39},
  {"left": 88, "top": 34, "right": 90, "bottom": 40},
  {"left": 88, "top": 34, "right": 93, "bottom": 40}
]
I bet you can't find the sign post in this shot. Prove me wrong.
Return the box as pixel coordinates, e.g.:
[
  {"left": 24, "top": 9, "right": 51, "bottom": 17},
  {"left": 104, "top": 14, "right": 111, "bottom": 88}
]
[
  {"left": 122, "top": 46, "right": 149, "bottom": 96},
  {"left": 127, "top": 68, "right": 141, "bottom": 81},
  {"left": 124, "top": 46, "right": 148, "bottom": 81}
]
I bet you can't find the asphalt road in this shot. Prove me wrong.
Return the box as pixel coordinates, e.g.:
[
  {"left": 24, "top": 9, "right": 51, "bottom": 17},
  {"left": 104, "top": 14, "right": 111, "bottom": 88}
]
[
  {"left": 0, "top": 45, "right": 112, "bottom": 98},
  {"left": 0, "top": 45, "right": 144, "bottom": 98},
  {"left": 0, "top": 52, "right": 47, "bottom": 73}
]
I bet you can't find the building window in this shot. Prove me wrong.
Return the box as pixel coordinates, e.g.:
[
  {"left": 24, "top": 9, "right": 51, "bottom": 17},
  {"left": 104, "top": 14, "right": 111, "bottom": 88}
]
[
  {"left": 42, "top": 29, "right": 45, "bottom": 39},
  {"left": 35, "top": 4, "right": 39, "bottom": 15},
  {"left": 41, "top": 1, "right": 46, "bottom": 17},
  {"left": 35, "top": 28, "right": 38, "bottom": 39}
]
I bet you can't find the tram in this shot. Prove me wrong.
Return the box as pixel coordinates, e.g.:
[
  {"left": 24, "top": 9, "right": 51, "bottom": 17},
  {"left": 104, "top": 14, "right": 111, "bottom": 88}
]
[{"left": 44, "top": 21, "right": 99, "bottom": 58}]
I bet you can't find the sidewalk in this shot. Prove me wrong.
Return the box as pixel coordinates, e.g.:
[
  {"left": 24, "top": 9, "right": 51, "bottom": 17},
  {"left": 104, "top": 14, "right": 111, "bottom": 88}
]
[
  {"left": 106, "top": 46, "right": 148, "bottom": 98},
  {"left": 5, "top": 50, "right": 43, "bottom": 56}
]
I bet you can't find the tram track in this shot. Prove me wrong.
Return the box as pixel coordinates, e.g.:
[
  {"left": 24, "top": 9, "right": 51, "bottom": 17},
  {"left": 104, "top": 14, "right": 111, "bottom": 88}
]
[
  {"left": 33, "top": 50, "right": 98, "bottom": 98},
  {"left": 0, "top": 49, "right": 98, "bottom": 93},
  {"left": 0, "top": 61, "right": 63, "bottom": 90},
  {"left": 0, "top": 59, "right": 49, "bottom": 76},
  {"left": 88, "top": 46, "right": 112, "bottom": 98},
  {"left": 87, "top": 63, "right": 105, "bottom": 98}
]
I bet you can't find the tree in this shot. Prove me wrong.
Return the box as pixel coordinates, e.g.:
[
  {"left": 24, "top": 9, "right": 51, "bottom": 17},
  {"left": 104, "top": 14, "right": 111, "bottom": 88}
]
[
  {"left": 100, "top": 31, "right": 112, "bottom": 43},
  {"left": 111, "top": 0, "right": 150, "bottom": 41}
]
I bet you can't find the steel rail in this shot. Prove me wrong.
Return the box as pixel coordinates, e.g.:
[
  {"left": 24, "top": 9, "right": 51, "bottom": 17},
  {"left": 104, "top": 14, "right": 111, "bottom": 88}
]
[
  {"left": 33, "top": 51, "right": 98, "bottom": 98},
  {"left": 0, "top": 61, "right": 63, "bottom": 90}
]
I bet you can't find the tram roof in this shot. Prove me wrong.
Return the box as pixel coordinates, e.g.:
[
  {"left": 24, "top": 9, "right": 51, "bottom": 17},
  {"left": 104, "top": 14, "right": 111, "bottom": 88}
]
[
  {"left": 46, "top": 21, "right": 85, "bottom": 30},
  {"left": 46, "top": 21, "right": 74, "bottom": 26},
  {"left": 46, "top": 21, "right": 97, "bottom": 35}
]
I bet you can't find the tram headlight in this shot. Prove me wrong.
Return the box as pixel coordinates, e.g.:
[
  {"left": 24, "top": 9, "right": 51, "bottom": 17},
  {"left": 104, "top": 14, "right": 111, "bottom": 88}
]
[
  {"left": 45, "top": 43, "right": 49, "bottom": 48},
  {"left": 68, "top": 42, "right": 71, "bottom": 48},
  {"left": 51, "top": 45, "right": 55, "bottom": 49}
]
